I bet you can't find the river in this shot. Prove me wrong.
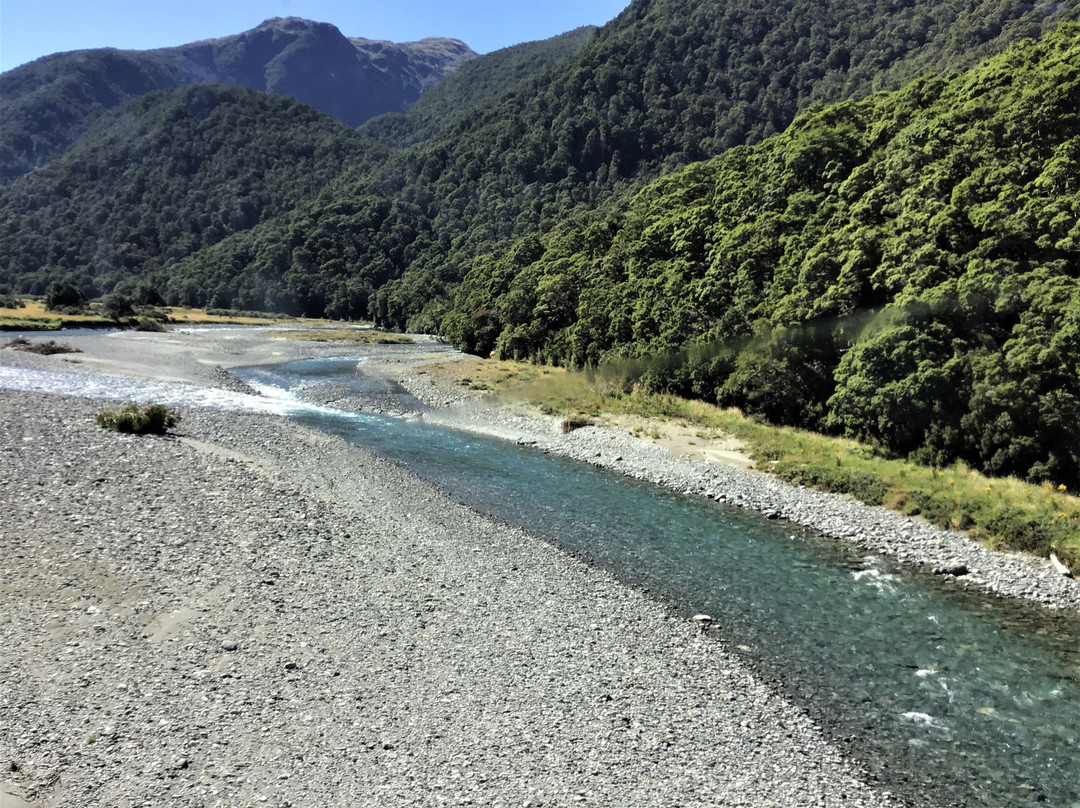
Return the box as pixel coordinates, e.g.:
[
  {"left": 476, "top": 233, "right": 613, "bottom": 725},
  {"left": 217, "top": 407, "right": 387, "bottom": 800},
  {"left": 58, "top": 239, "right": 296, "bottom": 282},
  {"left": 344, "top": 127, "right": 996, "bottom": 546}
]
[{"left": 2, "top": 353, "right": 1079, "bottom": 808}]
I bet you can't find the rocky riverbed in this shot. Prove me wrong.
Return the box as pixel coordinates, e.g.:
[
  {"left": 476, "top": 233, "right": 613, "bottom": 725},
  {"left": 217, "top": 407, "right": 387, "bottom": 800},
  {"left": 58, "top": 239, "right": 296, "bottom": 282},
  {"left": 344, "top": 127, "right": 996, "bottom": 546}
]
[
  {"left": 0, "top": 335, "right": 896, "bottom": 807},
  {"left": 369, "top": 349, "right": 1080, "bottom": 614},
  {"left": 3, "top": 326, "right": 1079, "bottom": 807}
]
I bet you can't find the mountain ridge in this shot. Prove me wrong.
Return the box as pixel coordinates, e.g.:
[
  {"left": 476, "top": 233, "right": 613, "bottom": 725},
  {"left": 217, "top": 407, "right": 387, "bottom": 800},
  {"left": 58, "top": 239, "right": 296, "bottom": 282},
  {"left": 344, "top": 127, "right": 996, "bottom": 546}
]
[
  {"left": 0, "top": 17, "right": 475, "bottom": 183},
  {"left": 359, "top": 26, "right": 599, "bottom": 147},
  {"left": 153, "top": 0, "right": 1078, "bottom": 332}
]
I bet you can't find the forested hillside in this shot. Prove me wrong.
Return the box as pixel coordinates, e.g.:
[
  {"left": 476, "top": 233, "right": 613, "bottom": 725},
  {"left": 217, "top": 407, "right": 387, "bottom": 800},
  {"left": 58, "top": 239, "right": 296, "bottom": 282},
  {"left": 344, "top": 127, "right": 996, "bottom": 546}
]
[
  {"left": 447, "top": 23, "right": 1080, "bottom": 485},
  {"left": 3, "top": 0, "right": 1080, "bottom": 461},
  {"left": 360, "top": 27, "right": 598, "bottom": 147},
  {"left": 0, "top": 84, "right": 384, "bottom": 307},
  {"left": 155, "top": 0, "right": 1077, "bottom": 329},
  {"left": 0, "top": 17, "right": 472, "bottom": 183}
]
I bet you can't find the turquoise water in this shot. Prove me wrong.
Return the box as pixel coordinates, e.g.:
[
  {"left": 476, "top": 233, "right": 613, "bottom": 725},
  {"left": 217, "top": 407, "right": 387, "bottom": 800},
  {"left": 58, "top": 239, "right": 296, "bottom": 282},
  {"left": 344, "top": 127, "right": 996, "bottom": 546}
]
[
  {"left": 3, "top": 356, "right": 1080, "bottom": 807},
  {"left": 239, "top": 359, "right": 1080, "bottom": 808}
]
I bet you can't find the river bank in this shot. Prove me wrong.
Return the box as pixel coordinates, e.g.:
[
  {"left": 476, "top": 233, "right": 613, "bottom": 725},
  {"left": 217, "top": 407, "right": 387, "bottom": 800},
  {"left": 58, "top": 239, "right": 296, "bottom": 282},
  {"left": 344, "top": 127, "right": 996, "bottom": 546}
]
[
  {"left": 344, "top": 345, "right": 1080, "bottom": 614},
  {"left": 0, "top": 336, "right": 895, "bottom": 806},
  {"left": 5, "top": 327, "right": 1080, "bottom": 614}
]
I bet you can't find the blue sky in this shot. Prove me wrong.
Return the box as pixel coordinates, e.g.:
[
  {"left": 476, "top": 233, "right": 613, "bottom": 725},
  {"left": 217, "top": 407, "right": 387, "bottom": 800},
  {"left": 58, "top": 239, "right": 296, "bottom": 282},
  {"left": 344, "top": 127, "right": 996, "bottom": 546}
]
[{"left": 0, "top": 0, "right": 630, "bottom": 72}]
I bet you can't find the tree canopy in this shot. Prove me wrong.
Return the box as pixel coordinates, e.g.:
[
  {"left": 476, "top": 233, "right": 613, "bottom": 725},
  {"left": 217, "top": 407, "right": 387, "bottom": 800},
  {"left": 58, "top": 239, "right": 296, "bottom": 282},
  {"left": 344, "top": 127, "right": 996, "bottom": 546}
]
[
  {"left": 0, "top": 17, "right": 472, "bottom": 184},
  {"left": 147, "top": 0, "right": 1078, "bottom": 328},
  {"left": 445, "top": 23, "right": 1080, "bottom": 484}
]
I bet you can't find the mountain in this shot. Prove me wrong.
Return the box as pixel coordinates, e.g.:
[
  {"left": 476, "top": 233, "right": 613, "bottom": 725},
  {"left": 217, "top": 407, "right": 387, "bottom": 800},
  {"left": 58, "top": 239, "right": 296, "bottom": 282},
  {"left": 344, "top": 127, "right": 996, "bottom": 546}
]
[
  {"left": 445, "top": 22, "right": 1080, "bottom": 484},
  {"left": 156, "top": 0, "right": 1078, "bottom": 330},
  {"left": 0, "top": 83, "right": 384, "bottom": 306},
  {"left": 2, "top": 0, "right": 1078, "bottom": 327},
  {"left": 0, "top": 17, "right": 474, "bottom": 183},
  {"left": 359, "top": 26, "right": 599, "bottom": 147}
]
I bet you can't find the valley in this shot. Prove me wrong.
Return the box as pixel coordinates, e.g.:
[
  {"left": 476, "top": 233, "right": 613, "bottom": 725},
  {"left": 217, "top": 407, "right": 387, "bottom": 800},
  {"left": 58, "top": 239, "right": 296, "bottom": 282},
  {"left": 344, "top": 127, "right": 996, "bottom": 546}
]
[
  {"left": 5, "top": 1, "right": 1080, "bottom": 804},
  {"left": 3, "top": 328, "right": 1080, "bottom": 807}
]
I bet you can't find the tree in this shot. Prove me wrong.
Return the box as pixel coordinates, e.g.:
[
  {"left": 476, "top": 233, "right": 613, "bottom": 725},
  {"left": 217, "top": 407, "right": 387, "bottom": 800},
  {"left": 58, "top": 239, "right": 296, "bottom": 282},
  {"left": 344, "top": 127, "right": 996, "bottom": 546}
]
[
  {"left": 44, "top": 279, "right": 86, "bottom": 311},
  {"left": 100, "top": 292, "right": 135, "bottom": 320}
]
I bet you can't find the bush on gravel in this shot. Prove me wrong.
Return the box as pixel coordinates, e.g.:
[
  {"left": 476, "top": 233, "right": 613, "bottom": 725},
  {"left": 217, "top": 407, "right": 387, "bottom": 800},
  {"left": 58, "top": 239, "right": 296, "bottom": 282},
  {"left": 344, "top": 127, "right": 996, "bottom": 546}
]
[
  {"left": 561, "top": 413, "right": 596, "bottom": 433},
  {"left": 96, "top": 403, "right": 180, "bottom": 435}
]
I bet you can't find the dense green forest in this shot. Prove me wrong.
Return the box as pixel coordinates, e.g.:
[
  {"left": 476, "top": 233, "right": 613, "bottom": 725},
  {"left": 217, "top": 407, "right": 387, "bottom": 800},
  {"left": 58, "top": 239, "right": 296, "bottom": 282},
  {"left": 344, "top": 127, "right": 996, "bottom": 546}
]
[
  {"left": 144, "top": 0, "right": 1077, "bottom": 326},
  {"left": 0, "top": 48, "right": 194, "bottom": 185},
  {"left": 3, "top": 0, "right": 1080, "bottom": 482},
  {"left": 0, "top": 84, "right": 384, "bottom": 307},
  {"left": 447, "top": 23, "right": 1080, "bottom": 485}
]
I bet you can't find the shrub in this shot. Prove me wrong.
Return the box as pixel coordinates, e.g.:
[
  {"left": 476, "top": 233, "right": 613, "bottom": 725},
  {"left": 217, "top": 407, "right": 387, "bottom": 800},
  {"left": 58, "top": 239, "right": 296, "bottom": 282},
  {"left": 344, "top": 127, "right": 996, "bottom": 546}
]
[
  {"left": 97, "top": 403, "right": 180, "bottom": 435},
  {"left": 204, "top": 307, "right": 279, "bottom": 319},
  {"left": 133, "top": 317, "right": 166, "bottom": 332},
  {"left": 986, "top": 507, "right": 1053, "bottom": 556},
  {"left": 99, "top": 293, "right": 135, "bottom": 321},
  {"left": 773, "top": 462, "right": 887, "bottom": 506},
  {"left": 44, "top": 279, "right": 86, "bottom": 311},
  {"left": 906, "top": 489, "right": 951, "bottom": 526},
  {"left": 561, "top": 413, "right": 596, "bottom": 433}
]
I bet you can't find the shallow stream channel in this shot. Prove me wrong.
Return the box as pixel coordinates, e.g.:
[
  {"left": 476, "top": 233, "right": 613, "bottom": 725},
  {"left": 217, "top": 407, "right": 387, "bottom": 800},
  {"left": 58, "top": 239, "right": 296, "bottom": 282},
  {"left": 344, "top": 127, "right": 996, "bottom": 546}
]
[{"left": 4, "top": 353, "right": 1080, "bottom": 808}]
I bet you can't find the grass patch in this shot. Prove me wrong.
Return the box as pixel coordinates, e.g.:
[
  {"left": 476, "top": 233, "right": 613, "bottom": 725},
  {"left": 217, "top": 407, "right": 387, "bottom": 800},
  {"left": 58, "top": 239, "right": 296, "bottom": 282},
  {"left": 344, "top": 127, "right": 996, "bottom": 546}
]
[
  {"left": 421, "top": 357, "right": 552, "bottom": 396},
  {"left": 424, "top": 356, "right": 1080, "bottom": 569},
  {"left": 146, "top": 305, "right": 308, "bottom": 325},
  {"left": 0, "top": 298, "right": 329, "bottom": 328},
  {"left": 279, "top": 328, "right": 413, "bottom": 344},
  {"left": 97, "top": 403, "right": 180, "bottom": 435},
  {"left": 0, "top": 316, "right": 65, "bottom": 330},
  {"left": 0, "top": 299, "right": 111, "bottom": 329}
]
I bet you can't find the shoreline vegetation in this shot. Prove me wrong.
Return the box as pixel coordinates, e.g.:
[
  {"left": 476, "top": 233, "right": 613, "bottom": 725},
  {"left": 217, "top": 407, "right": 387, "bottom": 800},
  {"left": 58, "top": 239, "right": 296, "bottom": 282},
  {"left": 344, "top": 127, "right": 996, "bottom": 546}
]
[
  {"left": 413, "top": 354, "right": 1080, "bottom": 572},
  {"left": 0, "top": 297, "right": 341, "bottom": 331}
]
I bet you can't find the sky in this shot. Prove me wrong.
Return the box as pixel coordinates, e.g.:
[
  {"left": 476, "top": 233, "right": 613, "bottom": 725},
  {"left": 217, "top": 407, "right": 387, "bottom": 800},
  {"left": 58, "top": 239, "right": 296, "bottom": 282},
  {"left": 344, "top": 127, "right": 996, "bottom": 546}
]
[{"left": 0, "top": 0, "right": 630, "bottom": 72}]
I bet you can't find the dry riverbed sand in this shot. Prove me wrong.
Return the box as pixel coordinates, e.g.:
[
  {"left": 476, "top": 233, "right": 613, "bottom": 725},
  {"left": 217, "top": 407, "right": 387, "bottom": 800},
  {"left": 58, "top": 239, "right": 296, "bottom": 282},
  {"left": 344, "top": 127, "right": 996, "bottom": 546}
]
[{"left": 0, "top": 327, "right": 1074, "bottom": 807}]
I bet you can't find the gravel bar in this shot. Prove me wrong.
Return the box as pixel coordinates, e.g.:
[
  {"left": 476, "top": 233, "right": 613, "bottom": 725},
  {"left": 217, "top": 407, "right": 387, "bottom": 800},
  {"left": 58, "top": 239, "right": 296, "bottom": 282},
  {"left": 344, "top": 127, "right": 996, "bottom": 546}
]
[{"left": 0, "top": 389, "right": 896, "bottom": 808}]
